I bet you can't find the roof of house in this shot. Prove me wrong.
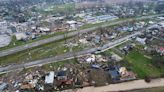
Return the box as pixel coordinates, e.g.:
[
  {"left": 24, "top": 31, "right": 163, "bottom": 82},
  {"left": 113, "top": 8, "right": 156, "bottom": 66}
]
[
  {"left": 57, "top": 71, "right": 67, "bottom": 77},
  {"left": 109, "top": 70, "right": 120, "bottom": 79},
  {"left": 45, "top": 71, "right": 55, "bottom": 84}
]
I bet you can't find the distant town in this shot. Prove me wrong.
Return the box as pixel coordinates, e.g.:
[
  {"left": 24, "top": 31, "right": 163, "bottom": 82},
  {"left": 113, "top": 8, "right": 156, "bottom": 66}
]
[{"left": 0, "top": 0, "right": 164, "bottom": 92}]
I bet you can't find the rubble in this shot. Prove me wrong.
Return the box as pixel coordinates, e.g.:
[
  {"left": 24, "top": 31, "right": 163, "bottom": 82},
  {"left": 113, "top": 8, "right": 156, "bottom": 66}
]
[{"left": 0, "top": 52, "right": 136, "bottom": 91}]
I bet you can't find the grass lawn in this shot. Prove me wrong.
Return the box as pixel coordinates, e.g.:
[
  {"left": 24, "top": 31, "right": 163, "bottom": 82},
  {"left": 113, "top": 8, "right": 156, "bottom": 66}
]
[
  {"left": 41, "top": 58, "right": 78, "bottom": 71},
  {"left": 125, "top": 50, "right": 162, "bottom": 79},
  {"left": 0, "top": 37, "right": 83, "bottom": 66},
  {"left": 19, "top": 58, "right": 79, "bottom": 75},
  {"left": 86, "top": 44, "right": 163, "bottom": 79},
  {"left": 99, "top": 49, "right": 113, "bottom": 56}
]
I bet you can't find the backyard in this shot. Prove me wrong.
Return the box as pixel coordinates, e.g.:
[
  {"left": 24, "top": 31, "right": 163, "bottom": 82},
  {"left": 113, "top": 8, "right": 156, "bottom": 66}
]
[{"left": 125, "top": 50, "right": 163, "bottom": 79}]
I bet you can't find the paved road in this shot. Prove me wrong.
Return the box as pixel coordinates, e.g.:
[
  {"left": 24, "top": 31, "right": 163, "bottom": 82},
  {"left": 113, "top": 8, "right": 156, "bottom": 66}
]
[
  {"left": 0, "top": 14, "right": 163, "bottom": 58},
  {"left": 0, "top": 31, "right": 141, "bottom": 74}
]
